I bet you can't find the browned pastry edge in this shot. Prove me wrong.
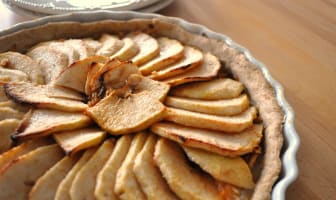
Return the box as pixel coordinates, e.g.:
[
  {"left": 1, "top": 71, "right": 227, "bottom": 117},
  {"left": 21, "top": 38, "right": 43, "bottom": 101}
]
[{"left": 0, "top": 18, "right": 284, "bottom": 200}]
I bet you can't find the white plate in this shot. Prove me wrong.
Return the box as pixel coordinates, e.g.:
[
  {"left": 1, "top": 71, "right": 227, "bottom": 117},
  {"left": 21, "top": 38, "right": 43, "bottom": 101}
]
[{"left": 5, "top": 0, "right": 172, "bottom": 15}]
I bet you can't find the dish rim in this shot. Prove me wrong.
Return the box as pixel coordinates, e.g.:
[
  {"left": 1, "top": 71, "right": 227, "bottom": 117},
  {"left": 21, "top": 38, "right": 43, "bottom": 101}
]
[{"left": 0, "top": 10, "right": 299, "bottom": 200}]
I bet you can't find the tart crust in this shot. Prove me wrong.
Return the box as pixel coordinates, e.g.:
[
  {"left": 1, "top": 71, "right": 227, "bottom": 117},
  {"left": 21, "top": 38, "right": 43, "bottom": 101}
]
[{"left": 0, "top": 18, "right": 284, "bottom": 200}]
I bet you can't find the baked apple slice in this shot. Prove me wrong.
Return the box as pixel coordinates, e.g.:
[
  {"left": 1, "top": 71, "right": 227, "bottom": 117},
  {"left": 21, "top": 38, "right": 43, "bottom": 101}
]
[
  {"left": 55, "top": 148, "right": 97, "bottom": 200},
  {"left": 27, "top": 46, "right": 69, "bottom": 83},
  {"left": 111, "top": 38, "right": 139, "bottom": 61},
  {"left": 53, "top": 128, "right": 106, "bottom": 156},
  {"left": 96, "top": 34, "right": 124, "bottom": 57},
  {"left": 55, "top": 56, "right": 108, "bottom": 93},
  {"left": 133, "top": 134, "right": 178, "bottom": 200},
  {"left": 86, "top": 90, "right": 165, "bottom": 135},
  {"left": 70, "top": 139, "right": 115, "bottom": 200},
  {"left": 0, "top": 67, "right": 29, "bottom": 82},
  {"left": 12, "top": 109, "right": 91, "bottom": 140},
  {"left": 0, "top": 138, "right": 51, "bottom": 170},
  {"left": 150, "top": 46, "right": 203, "bottom": 80},
  {"left": 0, "top": 144, "right": 64, "bottom": 200},
  {"left": 29, "top": 154, "right": 80, "bottom": 200},
  {"left": 33, "top": 40, "right": 80, "bottom": 66},
  {"left": 127, "top": 32, "right": 159, "bottom": 66},
  {"left": 86, "top": 66, "right": 168, "bottom": 135},
  {"left": 0, "top": 100, "right": 30, "bottom": 113},
  {"left": 0, "top": 106, "right": 24, "bottom": 120},
  {"left": 0, "top": 52, "right": 44, "bottom": 84},
  {"left": 139, "top": 37, "right": 184, "bottom": 75},
  {"left": 170, "top": 78, "right": 244, "bottom": 100},
  {"left": 46, "top": 85, "right": 84, "bottom": 101},
  {"left": 165, "top": 94, "right": 249, "bottom": 116},
  {"left": 163, "top": 52, "right": 221, "bottom": 86},
  {"left": 154, "top": 138, "right": 221, "bottom": 200},
  {"left": 151, "top": 122, "right": 263, "bottom": 157},
  {"left": 0, "top": 84, "right": 8, "bottom": 102},
  {"left": 82, "top": 38, "right": 102, "bottom": 55},
  {"left": 0, "top": 119, "right": 20, "bottom": 153},
  {"left": 95, "top": 135, "right": 133, "bottom": 200},
  {"left": 5, "top": 82, "right": 87, "bottom": 112},
  {"left": 114, "top": 132, "right": 147, "bottom": 200},
  {"left": 165, "top": 106, "right": 257, "bottom": 132},
  {"left": 183, "top": 146, "right": 255, "bottom": 189},
  {"left": 64, "top": 39, "right": 96, "bottom": 59}
]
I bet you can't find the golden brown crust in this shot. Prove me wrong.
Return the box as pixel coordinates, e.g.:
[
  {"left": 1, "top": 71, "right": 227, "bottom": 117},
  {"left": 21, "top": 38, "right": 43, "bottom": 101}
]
[{"left": 0, "top": 18, "right": 284, "bottom": 200}]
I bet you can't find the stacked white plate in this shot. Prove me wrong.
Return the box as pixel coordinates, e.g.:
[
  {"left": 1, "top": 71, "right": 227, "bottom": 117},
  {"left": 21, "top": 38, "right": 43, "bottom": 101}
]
[{"left": 3, "top": 0, "right": 173, "bottom": 16}]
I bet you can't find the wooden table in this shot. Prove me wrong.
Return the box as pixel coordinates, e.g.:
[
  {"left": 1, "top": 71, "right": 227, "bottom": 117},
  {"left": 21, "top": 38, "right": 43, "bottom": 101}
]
[{"left": 1, "top": 0, "right": 335, "bottom": 199}]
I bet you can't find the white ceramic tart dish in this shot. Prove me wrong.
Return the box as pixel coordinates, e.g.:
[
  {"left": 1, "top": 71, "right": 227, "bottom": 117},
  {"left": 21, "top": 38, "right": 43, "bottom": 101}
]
[{"left": 0, "top": 11, "right": 299, "bottom": 200}]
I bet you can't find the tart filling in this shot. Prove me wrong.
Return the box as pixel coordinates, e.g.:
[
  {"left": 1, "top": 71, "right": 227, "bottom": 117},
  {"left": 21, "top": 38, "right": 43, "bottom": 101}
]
[{"left": 0, "top": 19, "right": 283, "bottom": 200}]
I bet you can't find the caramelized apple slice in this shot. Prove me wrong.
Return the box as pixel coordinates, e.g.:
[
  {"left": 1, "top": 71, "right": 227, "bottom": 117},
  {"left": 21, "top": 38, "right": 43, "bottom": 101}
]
[
  {"left": 87, "top": 59, "right": 123, "bottom": 96},
  {"left": 111, "top": 38, "right": 139, "bottom": 61},
  {"left": 150, "top": 46, "right": 203, "bottom": 80},
  {"left": 0, "top": 67, "right": 29, "bottom": 82},
  {"left": 154, "top": 138, "right": 220, "bottom": 200},
  {"left": 183, "top": 146, "right": 255, "bottom": 189},
  {"left": 127, "top": 32, "right": 159, "bottom": 65},
  {"left": 115, "top": 132, "right": 147, "bottom": 200},
  {"left": 70, "top": 140, "right": 115, "bottom": 200},
  {"left": 151, "top": 122, "right": 263, "bottom": 157},
  {"left": 55, "top": 148, "right": 97, "bottom": 200},
  {"left": 12, "top": 109, "right": 91, "bottom": 141},
  {"left": 165, "top": 94, "right": 249, "bottom": 116},
  {"left": 95, "top": 135, "right": 133, "bottom": 200},
  {"left": 88, "top": 60, "right": 142, "bottom": 105},
  {"left": 164, "top": 52, "right": 221, "bottom": 86},
  {"left": 86, "top": 91, "right": 165, "bottom": 135},
  {"left": 165, "top": 106, "right": 257, "bottom": 133},
  {"left": 170, "top": 78, "right": 244, "bottom": 100},
  {"left": 134, "top": 134, "right": 178, "bottom": 200},
  {"left": 0, "top": 106, "right": 24, "bottom": 120},
  {"left": 27, "top": 46, "right": 69, "bottom": 83},
  {"left": 0, "top": 52, "right": 44, "bottom": 84},
  {"left": 55, "top": 56, "right": 108, "bottom": 93},
  {"left": 0, "top": 119, "right": 20, "bottom": 153},
  {"left": 102, "top": 61, "right": 140, "bottom": 90},
  {"left": 0, "top": 144, "right": 64, "bottom": 200},
  {"left": 29, "top": 155, "right": 80, "bottom": 200},
  {"left": 85, "top": 62, "right": 104, "bottom": 96},
  {"left": 0, "top": 138, "right": 51, "bottom": 170},
  {"left": 96, "top": 34, "right": 124, "bottom": 57},
  {"left": 5, "top": 82, "right": 87, "bottom": 112},
  {"left": 53, "top": 128, "right": 106, "bottom": 156},
  {"left": 139, "top": 37, "right": 184, "bottom": 75}
]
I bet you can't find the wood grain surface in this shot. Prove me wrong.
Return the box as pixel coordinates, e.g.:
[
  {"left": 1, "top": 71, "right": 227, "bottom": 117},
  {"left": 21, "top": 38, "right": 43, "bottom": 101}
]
[{"left": 1, "top": 0, "right": 335, "bottom": 199}]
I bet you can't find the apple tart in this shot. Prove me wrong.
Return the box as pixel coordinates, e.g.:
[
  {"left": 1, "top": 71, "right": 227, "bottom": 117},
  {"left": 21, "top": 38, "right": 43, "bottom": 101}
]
[{"left": 0, "top": 19, "right": 284, "bottom": 200}]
